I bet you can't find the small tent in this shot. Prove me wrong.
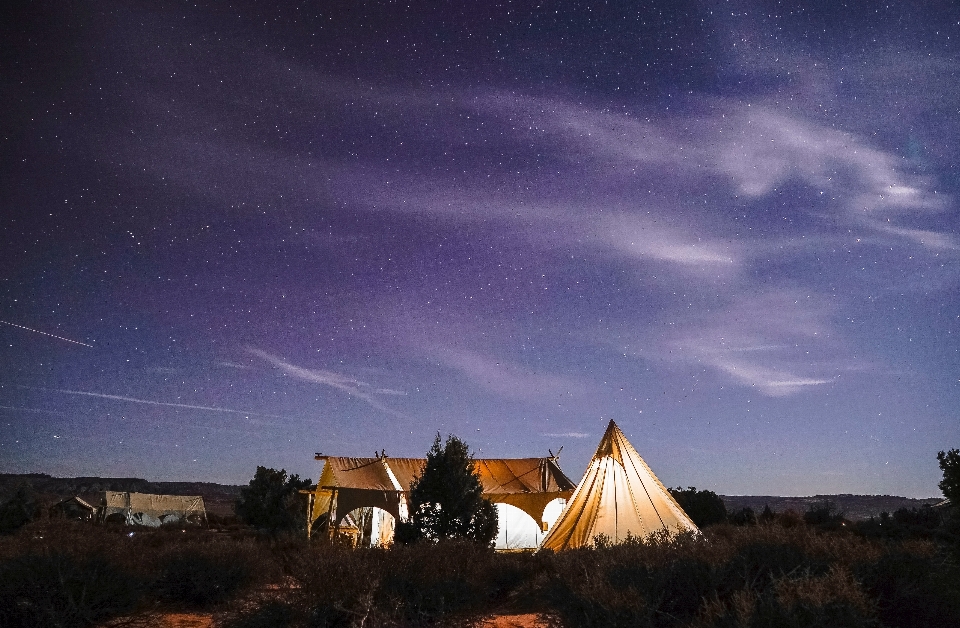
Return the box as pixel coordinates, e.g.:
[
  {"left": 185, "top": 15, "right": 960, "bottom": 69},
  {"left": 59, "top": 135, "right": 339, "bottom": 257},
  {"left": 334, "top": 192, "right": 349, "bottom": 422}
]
[
  {"left": 50, "top": 496, "right": 96, "bottom": 521},
  {"left": 540, "top": 420, "right": 699, "bottom": 550},
  {"left": 99, "top": 491, "right": 207, "bottom": 527}
]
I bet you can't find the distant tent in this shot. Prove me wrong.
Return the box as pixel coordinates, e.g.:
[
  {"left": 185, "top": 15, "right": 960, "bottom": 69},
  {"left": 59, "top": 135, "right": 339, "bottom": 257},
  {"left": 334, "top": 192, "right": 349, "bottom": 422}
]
[
  {"left": 99, "top": 491, "right": 207, "bottom": 527},
  {"left": 308, "top": 455, "right": 575, "bottom": 547},
  {"left": 50, "top": 496, "right": 96, "bottom": 521},
  {"left": 540, "top": 420, "right": 699, "bottom": 550}
]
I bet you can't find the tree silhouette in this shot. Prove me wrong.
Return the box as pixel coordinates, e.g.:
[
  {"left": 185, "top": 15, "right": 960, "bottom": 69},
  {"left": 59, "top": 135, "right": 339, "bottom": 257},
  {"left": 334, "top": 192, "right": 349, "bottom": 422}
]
[
  {"left": 669, "top": 486, "right": 727, "bottom": 528},
  {"left": 395, "top": 434, "right": 498, "bottom": 545},
  {"left": 938, "top": 449, "right": 960, "bottom": 505},
  {"left": 235, "top": 466, "right": 311, "bottom": 535}
]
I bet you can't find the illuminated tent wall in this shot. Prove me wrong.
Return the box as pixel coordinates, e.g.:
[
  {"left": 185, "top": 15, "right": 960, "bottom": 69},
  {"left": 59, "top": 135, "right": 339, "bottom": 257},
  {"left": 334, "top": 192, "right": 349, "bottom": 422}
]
[
  {"left": 540, "top": 420, "right": 699, "bottom": 550},
  {"left": 99, "top": 491, "right": 207, "bottom": 527},
  {"left": 308, "top": 454, "right": 575, "bottom": 545}
]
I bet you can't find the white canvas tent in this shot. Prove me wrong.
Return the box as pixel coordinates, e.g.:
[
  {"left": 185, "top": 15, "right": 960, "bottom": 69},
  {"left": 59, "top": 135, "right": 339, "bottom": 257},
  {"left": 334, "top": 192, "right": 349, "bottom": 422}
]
[
  {"left": 99, "top": 491, "right": 207, "bottom": 527},
  {"left": 540, "top": 420, "right": 699, "bottom": 550},
  {"left": 308, "top": 454, "right": 576, "bottom": 547}
]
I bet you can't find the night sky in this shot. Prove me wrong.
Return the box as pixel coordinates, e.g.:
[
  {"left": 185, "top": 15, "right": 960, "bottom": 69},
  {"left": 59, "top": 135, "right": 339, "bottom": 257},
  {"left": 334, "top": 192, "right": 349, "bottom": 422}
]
[{"left": 2, "top": 1, "right": 958, "bottom": 498}]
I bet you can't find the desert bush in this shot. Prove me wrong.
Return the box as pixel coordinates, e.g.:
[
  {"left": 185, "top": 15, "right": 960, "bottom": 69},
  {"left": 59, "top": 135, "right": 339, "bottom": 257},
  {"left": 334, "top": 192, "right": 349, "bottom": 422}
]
[
  {"left": 287, "top": 543, "right": 383, "bottom": 627},
  {"left": 252, "top": 538, "right": 543, "bottom": 627},
  {"left": 542, "top": 532, "right": 716, "bottom": 627},
  {"left": 856, "top": 549, "right": 960, "bottom": 628},
  {"left": 0, "top": 484, "right": 38, "bottom": 535},
  {"left": 152, "top": 545, "right": 256, "bottom": 609},
  {"left": 728, "top": 507, "right": 757, "bottom": 527},
  {"left": 803, "top": 500, "right": 840, "bottom": 526},
  {"left": 892, "top": 506, "right": 941, "bottom": 529},
  {"left": 541, "top": 525, "right": 900, "bottom": 627},
  {"left": 719, "top": 540, "right": 826, "bottom": 593},
  {"left": 377, "top": 541, "right": 499, "bottom": 623},
  {"left": 542, "top": 548, "right": 654, "bottom": 627},
  {"left": 4, "top": 514, "right": 960, "bottom": 628},
  {"left": 0, "top": 551, "right": 140, "bottom": 628},
  {"left": 776, "top": 509, "right": 805, "bottom": 528}
]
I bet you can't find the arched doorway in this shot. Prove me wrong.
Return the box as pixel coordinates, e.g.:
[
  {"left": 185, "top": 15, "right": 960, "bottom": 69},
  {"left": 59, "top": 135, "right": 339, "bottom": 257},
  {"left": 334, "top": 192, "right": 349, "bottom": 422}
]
[{"left": 495, "top": 497, "right": 566, "bottom": 550}]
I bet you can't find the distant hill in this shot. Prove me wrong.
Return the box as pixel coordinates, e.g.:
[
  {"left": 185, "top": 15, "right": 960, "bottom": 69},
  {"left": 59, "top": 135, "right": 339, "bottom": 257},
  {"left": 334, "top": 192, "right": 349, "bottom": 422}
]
[
  {"left": 721, "top": 494, "right": 944, "bottom": 521},
  {"left": 1, "top": 474, "right": 943, "bottom": 522},
  {"left": 0, "top": 473, "right": 243, "bottom": 517}
]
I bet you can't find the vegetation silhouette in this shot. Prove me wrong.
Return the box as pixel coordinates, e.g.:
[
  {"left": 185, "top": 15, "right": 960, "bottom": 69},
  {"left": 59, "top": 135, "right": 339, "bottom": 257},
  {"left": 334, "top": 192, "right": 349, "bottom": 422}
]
[
  {"left": 938, "top": 448, "right": 960, "bottom": 505},
  {"left": 0, "top": 483, "right": 36, "bottom": 535},
  {"left": 235, "top": 466, "right": 311, "bottom": 536},
  {"left": 669, "top": 486, "right": 727, "bottom": 528},
  {"left": 394, "top": 433, "right": 498, "bottom": 545}
]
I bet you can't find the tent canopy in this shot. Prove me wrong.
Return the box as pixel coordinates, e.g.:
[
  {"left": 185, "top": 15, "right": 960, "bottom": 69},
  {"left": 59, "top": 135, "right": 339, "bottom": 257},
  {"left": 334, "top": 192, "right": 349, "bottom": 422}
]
[
  {"left": 100, "top": 491, "right": 206, "bottom": 527},
  {"left": 540, "top": 420, "right": 699, "bottom": 550},
  {"left": 311, "top": 455, "right": 575, "bottom": 527}
]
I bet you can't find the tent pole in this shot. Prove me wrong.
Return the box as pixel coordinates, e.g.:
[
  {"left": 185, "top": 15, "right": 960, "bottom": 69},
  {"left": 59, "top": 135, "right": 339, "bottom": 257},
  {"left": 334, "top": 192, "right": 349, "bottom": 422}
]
[
  {"left": 327, "top": 489, "right": 338, "bottom": 540},
  {"left": 306, "top": 492, "right": 315, "bottom": 539}
]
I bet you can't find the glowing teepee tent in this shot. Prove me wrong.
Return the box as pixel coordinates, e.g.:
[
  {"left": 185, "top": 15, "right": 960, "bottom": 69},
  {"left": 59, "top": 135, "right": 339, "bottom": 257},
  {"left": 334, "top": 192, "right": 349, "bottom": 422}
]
[{"left": 540, "top": 420, "right": 699, "bottom": 550}]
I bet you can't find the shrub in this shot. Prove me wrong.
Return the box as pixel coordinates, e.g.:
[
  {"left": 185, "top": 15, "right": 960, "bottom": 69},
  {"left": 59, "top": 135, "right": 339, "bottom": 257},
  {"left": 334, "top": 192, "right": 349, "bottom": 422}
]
[
  {"left": 0, "top": 484, "right": 37, "bottom": 535},
  {"left": 719, "top": 540, "right": 827, "bottom": 594},
  {"left": 804, "top": 500, "right": 845, "bottom": 528},
  {"left": 729, "top": 507, "right": 757, "bottom": 527},
  {"left": 378, "top": 541, "right": 499, "bottom": 623},
  {"left": 0, "top": 551, "right": 140, "bottom": 628},
  {"left": 152, "top": 544, "right": 258, "bottom": 609},
  {"left": 758, "top": 504, "right": 776, "bottom": 525},
  {"left": 857, "top": 550, "right": 960, "bottom": 627}
]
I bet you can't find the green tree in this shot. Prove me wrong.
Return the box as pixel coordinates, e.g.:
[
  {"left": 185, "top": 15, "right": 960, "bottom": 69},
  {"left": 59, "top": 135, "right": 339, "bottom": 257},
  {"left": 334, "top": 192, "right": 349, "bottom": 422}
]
[
  {"left": 235, "top": 466, "right": 311, "bottom": 535},
  {"left": 669, "top": 486, "right": 727, "bottom": 528},
  {"left": 395, "top": 433, "right": 498, "bottom": 545},
  {"left": 938, "top": 449, "right": 960, "bottom": 505}
]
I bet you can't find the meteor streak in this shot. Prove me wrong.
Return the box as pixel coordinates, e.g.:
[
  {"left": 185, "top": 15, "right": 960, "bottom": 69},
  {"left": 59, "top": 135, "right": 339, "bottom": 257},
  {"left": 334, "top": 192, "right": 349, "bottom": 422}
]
[
  {"left": 16, "top": 385, "right": 291, "bottom": 419},
  {"left": 0, "top": 320, "right": 94, "bottom": 347}
]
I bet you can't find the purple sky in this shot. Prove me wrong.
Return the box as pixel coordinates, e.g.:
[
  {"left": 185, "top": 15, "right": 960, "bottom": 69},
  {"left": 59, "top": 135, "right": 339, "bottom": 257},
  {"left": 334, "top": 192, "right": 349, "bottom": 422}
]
[{"left": 2, "top": 1, "right": 958, "bottom": 497}]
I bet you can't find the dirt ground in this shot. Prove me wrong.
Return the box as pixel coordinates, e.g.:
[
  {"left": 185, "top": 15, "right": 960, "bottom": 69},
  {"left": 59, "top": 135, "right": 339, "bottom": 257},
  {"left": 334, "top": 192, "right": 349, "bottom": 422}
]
[
  {"left": 118, "top": 612, "right": 547, "bottom": 627},
  {"left": 479, "top": 613, "right": 548, "bottom": 627}
]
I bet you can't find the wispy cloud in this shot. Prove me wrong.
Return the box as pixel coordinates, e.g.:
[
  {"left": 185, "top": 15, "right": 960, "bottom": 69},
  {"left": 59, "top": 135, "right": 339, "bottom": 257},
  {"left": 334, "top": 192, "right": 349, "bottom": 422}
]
[
  {"left": 593, "top": 213, "right": 739, "bottom": 270},
  {"left": 246, "top": 348, "right": 406, "bottom": 417},
  {"left": 431, "top": 345, "right": 589, "bottom": 403},
  {"left": 15, "top": 386, "right": 289, "bottom": 418},
  {"left": 543, "top": 432, "right": 590, "bottom": 438},
  {"left": 704, "top": 359, "right": 834, "bottom": 397},
  {"left": 618, "top": 290, "right": 847, "bottom": 396},
  {"left": 476, "top": 93, "right": 956, "bottom": 253}
]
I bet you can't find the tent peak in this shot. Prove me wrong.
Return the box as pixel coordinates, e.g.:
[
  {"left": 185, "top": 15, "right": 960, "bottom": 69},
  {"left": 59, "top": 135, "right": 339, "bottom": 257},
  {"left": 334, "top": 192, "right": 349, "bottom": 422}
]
[{"left": 595, "top": 420, "right": 627, "bottom": 463}]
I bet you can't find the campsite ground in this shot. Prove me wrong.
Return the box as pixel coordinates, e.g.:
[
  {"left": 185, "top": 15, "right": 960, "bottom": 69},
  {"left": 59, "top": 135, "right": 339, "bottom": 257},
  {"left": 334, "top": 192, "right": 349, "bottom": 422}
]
[
  {"left": 4, "top": 515, "right": 960, "bottom": 628},
  {"left": 106, "top": 612, "right": 547, "bottom": 627}
]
